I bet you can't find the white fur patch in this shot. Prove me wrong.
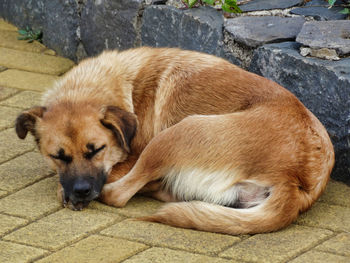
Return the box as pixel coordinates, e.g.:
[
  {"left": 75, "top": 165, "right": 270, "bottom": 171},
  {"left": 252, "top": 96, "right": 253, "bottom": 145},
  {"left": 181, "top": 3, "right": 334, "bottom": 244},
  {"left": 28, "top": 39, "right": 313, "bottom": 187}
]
[{"left": 162, "top": 168, "right": 241, "bottom": 206}]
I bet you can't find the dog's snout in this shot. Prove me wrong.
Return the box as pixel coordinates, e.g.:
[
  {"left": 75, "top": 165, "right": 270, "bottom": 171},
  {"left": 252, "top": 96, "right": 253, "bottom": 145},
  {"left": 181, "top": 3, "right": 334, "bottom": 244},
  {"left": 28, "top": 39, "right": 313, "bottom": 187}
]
[{"left": 73, "top": 180, "right": 91, "bottom": 198}]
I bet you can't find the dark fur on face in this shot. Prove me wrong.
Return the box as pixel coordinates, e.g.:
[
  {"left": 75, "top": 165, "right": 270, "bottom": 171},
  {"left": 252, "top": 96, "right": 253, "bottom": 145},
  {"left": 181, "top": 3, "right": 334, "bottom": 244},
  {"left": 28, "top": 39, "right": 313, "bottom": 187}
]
[{"left": 15, "top": 103, "right": 137, "bottom": 210}]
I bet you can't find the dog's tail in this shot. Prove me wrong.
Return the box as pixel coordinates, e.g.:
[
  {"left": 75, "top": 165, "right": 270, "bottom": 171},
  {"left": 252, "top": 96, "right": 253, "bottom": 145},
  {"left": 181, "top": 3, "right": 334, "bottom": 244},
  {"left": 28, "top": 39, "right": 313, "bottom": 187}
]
[{"left": 138, "top": 182, "right": 325, "bottom": 235}]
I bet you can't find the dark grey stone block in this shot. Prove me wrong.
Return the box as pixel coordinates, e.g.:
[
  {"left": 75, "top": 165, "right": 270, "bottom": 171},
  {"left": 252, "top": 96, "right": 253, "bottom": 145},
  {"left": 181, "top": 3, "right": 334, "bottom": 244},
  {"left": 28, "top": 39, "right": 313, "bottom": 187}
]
[
  {"left": 296, "top": 21, "right": 350, "bottom": 55},
  {"left": 239, "top": 0, "right": 303, "bottom": 12},
  {"left": 80, "top": 0, "right": 143, "bottom": 56},
  {"left": 141, "top": 5, "right": 225, "bottom": 57},
  {"left": 0, "top": 0, "right": 79, "bottom": 60},
  {"left": 250, "top": 42, "right": 350, "bottom": 184},
  {"left": 291, "top": 0, "right": 348, "bottom": 21},
  {"left": 225, "top": 16, "right": 305, "bottom": 47}
]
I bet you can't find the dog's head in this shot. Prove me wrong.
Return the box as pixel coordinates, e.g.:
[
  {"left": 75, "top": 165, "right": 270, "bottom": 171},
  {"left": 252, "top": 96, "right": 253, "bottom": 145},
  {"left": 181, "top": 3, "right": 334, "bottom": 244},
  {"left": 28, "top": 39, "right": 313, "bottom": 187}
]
[{"left": 15, "top": 102, "right": 137, "bottom": 208}]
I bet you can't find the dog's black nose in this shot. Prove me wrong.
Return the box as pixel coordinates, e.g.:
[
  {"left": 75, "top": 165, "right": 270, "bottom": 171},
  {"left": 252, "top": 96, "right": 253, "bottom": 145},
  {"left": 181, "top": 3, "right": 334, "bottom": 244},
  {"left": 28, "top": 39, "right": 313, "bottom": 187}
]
[{"left": 73, "top": 180, "right": 91, "bottom": 198}]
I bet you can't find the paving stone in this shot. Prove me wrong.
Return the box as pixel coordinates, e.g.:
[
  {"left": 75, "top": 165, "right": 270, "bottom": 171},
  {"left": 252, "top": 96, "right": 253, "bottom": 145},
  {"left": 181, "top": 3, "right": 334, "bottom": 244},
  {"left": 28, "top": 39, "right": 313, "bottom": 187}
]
[
  {"left": 219, "top": 225, "right": 332, "bottom": 262},
  {"left": 0, "top": 128, "right": 36, "bottom": 163},
  {"left": 296, "top": 21, "right": 350, "bottom": 55},
  {"left": 291, "top": 0, "right": 348, "bottom": 21},
  {"left": 0, "top": 214, "right": 28, "bottom": 236},
  {"left": 0, "top": 69, "right": 58, "bottom": 92},
  {"left": 239, "top": 0, "right": 303, "bottom": 12},
  {"left": 0, "top": 86, "right": 20, "bottom": 101},
  {"left": 125, "top": 247, "right": 233, "bottom": 263},
  {"left": 0, "top": 151, "right": 52, "bottom": 192},
  {"left": 315, "top": 233, "right": 350, "bottom": 257},
  {"left": 296, "top": 202, "right": 350, "bottom": 232},
  {"left": 290, "top": 250, "right": 350, "bottom": 263},
  {"left": 101, "top": 220, "right": 240, "bottom": 255},
  {"left": 0, "top": 47, "right": 74, "bottom": 75},
  {"left": 0, "top": 106, "right": 21, "bottom": 131},
  {"left": 0, "top": 18, "right": 17, "bottom": 31},
  {"left": 0, "top": 30, "right": 53, "bottom": 54},
  {"left": 0, "top": 189, "right": 8, "bottom": 197},
  {"left": 225, "top": 16, "right": 305, "bottom": 47},
  {"left": 37, "top": 235, "right": 148, "bottom": 263},
  {"left": 4, "top": 209, "right": 122, "bottom": 250},
  {"left": 89, "top": 195, "right": 163, "bottom": 218},
  {"left": 0, "top": 176, "right": 60, "bottom": 220},
  {"left": 0, "top": 90, "right": 42, "bottom": 109},
  {"left": 0, "top": 240, "right": 47, "bottom": 263},
  {"left": 319, "top": 180, "right": 350, "bottom": 207}
]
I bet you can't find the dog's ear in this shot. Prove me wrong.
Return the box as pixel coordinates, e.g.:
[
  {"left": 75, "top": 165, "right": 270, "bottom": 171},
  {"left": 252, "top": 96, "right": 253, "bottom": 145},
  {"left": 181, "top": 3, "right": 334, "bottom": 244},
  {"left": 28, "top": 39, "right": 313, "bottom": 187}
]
[
  {"left": 100, "top": 106, "right": 138, "bottom": 153},
  {"left": 15, "top": 106, "right": 46, "bottom": 139}
]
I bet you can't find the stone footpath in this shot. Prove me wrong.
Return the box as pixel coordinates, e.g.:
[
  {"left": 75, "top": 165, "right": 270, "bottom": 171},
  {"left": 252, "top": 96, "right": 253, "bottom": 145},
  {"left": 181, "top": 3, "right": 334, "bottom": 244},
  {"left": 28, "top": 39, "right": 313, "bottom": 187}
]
[{"left": 0, "top": 19, "right": 350, "bottom": 263}]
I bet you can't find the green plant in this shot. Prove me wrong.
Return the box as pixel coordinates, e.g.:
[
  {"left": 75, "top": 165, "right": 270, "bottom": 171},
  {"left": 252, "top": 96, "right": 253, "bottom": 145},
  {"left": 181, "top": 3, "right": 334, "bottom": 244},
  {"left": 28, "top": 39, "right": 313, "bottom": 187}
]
[
  {"left": 182, "top": 0, "right": 242, "bottom": 13},
  {"left": 328, "top": 0, "right": 350, "bottom": 15},
  {"left": 17, "top": 26, "right": 43, "bottom": 43}
]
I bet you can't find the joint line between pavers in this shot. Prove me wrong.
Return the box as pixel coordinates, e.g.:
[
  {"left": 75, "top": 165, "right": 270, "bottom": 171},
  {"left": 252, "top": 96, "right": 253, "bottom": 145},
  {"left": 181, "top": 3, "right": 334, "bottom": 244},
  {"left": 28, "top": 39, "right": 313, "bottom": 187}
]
[
  {"left": 285, "top": 231, "right": 338, "bottom": 262},
  {"left": 314, "top": 245, "right": 350, "bottom": 258},
  {"left": 1, "top": 237, "right": 51, "bottom": 252},
  {"left": 1, "top": 172, "right": 57, "bottom": 196},
  {"left": 0, "top": 89, "right": 22, "bottom": 102},
  {"left": 0, "top": 149, "right": 36, "bottom": 166}
]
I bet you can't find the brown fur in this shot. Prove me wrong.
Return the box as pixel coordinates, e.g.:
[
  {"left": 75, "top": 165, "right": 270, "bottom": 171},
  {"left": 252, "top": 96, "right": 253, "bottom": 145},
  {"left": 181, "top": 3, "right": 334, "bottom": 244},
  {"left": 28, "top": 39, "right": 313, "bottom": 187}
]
[{"left": 16, "top": 47, "right": 334, "bottom": 233}]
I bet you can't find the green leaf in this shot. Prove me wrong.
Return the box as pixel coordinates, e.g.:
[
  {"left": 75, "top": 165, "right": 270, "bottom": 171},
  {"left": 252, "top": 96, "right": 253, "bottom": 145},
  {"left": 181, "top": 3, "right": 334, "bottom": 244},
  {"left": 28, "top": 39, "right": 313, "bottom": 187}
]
[
  {"left": 188, "top": 0, "right": 198, "bottom": 7},
  {"left": 340, "top": 8, "right": 350, "bottom": 14},
  {"left": 224, "top": 0, "right": 242, "bottom": 13},
  {"left": 18, "top": 29, "right": 27, "bottom": 35},
  {"left": 222, "top": 3, "right": 232, "bottom": 12},
  {"left": 203, "top": 0, "right": 215, "bottom": 4},
  {"left": 328, "top": 0, "right": 336, "bottom": 7}
]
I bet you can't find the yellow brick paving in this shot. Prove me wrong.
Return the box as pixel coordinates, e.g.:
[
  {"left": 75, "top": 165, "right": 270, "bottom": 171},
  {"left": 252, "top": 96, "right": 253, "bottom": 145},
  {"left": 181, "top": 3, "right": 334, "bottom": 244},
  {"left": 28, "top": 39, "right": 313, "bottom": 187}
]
[{"left": 0, "top": 18, "right": 349, "bottom": 263}]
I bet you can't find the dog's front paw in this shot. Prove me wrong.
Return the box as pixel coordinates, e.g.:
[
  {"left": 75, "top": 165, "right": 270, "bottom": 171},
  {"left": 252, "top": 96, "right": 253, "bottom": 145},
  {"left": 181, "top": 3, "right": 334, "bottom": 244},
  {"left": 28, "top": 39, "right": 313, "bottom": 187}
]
[{"left": 100, "top": 183, "right": 128, "bottom": 208}]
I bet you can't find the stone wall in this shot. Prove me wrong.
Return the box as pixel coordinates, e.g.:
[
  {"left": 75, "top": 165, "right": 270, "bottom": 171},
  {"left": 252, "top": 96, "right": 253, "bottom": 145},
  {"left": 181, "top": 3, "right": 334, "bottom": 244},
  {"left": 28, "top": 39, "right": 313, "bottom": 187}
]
[{"left": 1, "top": 0, "right": 349, "bottom": 184}]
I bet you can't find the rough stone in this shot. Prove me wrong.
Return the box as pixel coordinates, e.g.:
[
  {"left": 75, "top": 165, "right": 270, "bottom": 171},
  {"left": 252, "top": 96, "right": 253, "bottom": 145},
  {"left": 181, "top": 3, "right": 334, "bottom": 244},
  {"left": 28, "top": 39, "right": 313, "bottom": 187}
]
[
  {"left": 0, "top": 176, "right": 61, "bottom": 219},
  {"left": 319, "top": 180, "right": 350, "bottom": 207},
  {"left": 101, "top": 220, "right": 240, "bottom": 255},
  {"left": 290, "top": 250, "right": 350, "bottom": 263},
  {"left": 0, "top": 69, "right": 58, "bottom": 92},
  {"left": 89, "top": 195, "right": 163, "bottom": 218},
  {"left": 249, "top": 42, "right": 350, "bottom": 184},
  {"left": 0, "top": 106, "right": 22, "bottom": 131},
  {"left": 141, "top": 5, "right": 225, "bottom": 57},
  {"left": 0, "top": 152, "right": 52, "bottom": 192},
  {"left": 125, "top": 247, "right": 233, "bottom": 263},
  {"left": 0, "top": 240, "right": 47, "bottom": 263},
  {"left": 0, "top": 47, "right": 75, "bottom": 75},
  {"left": 225, "top": 16, "right": 305, "bottom": 48},
  {"left": 0, "top": 86, "right": 19, "bottom": 101},
  {"left": 300, "top": 47, "right": 340, "bottom": 61},
  {"left": 0, "top": 0, "right": 80, "bottom": 60},
  {"left": 296, "top": 21, "right": 350, "bottom": 55},
  {"left": 80, "top": 0, "right": 143, "bottom": 57},
  {"left": 315, "top": 233, "right": 350, "bottom": 257},
  {"left": 0, "top": 214, "right": 28, "bottom": 236},
  {"left": 239, "top": 0, "right": 303, "bottom": 12},
  {"left": 296, "top": 202, "right": 350, "bottom": 232},
  {"left": 219, "top": 225, "right": 332, "bottom": 262},
  {"left": 0, "top": 128, "right": 36, "bottom": 163},
  {"left": 291, "top": 0, "right": 348, "bottom": 21},
  {"left": 37, "top": 235, "right": 148, "bottom": 263},
  {"left": 4, "top": 209, "right": 122, "bottom": 250}
]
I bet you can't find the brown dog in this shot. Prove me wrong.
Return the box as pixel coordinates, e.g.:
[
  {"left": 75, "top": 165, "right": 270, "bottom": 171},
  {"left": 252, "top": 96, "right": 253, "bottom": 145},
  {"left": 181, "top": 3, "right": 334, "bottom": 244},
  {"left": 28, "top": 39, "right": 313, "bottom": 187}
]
[{"left": 16, "top": 47, "right": 334, "bottom": 234}]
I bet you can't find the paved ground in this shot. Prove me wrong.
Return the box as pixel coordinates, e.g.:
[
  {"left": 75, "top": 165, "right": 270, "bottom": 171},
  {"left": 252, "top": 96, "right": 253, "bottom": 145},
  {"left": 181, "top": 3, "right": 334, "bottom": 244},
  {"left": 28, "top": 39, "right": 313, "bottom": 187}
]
[{"left": 0, "top": 18, "right": 350, "bottom": 263}]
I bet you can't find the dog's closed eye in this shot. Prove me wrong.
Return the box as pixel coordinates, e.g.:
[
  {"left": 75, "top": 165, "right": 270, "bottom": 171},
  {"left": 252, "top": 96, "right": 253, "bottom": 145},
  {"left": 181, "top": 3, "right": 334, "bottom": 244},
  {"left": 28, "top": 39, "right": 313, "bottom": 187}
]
[
  {"left": 84, "top": 144, "right": 106, "bottom": 159},
  {"left": 49, "top": 148, "right": 72, "bottom": 164}
]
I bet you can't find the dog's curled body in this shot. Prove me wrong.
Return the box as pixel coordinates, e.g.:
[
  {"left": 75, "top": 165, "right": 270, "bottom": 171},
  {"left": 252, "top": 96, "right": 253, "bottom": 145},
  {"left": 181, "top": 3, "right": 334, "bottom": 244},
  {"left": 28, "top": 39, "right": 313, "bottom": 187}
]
[{"left": 16, "top": 47, "right": 334, "bottom": 234}]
